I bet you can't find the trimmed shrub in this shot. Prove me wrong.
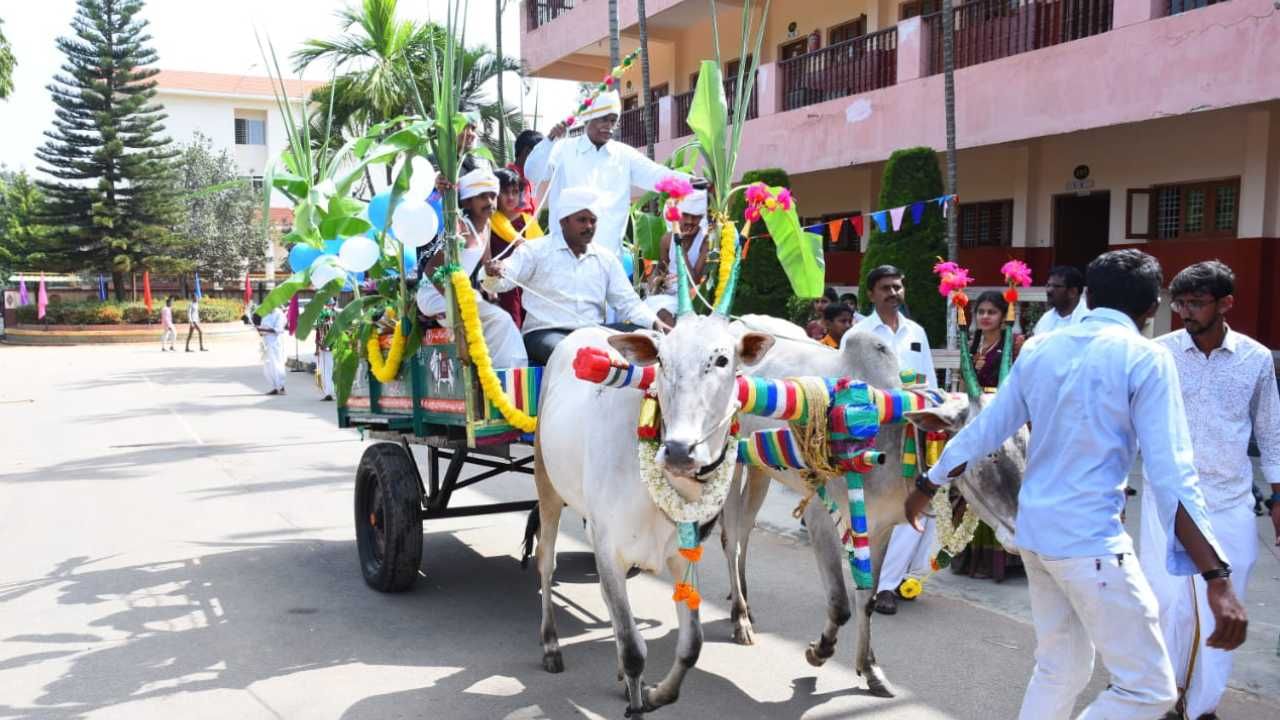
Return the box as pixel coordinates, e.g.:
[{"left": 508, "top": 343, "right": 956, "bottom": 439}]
[
  {"left": 15, "top": 298, "right": 244, "bottom": 325},
  {"left": 858, "top": 147, "right": 948, "bottom": 345},
  {"left": 726, "top": 168, "right": 795, "bottom": 317}
]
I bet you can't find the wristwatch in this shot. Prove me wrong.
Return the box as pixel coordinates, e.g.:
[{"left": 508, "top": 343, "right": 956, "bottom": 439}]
[
  {"left": 1201, "top": 564, "right": 1232, "bottom": 583},
  {"left": 914, "top": 474, "right": 939, "bottom": 499}
]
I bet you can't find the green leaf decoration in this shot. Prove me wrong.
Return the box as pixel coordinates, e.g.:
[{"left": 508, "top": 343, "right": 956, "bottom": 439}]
[
  {"left": 687, "top": 60, "right": 728, "bottom": 197},
  {"left": 320, "top": 215, "right": 374, "bottom": 241},
  {"left": 295, "top": 281, "right": 342, "bottom": 341},
  {"left": 632, "top": 212, "right": 666, "bottom": 261},
  {"left": 333, "top": 341, "right": 359, "bottom": 406},
  {"left": 759, "top": 187, "right": 824, "bottom": 298},
  {"left": 256, "top": 273, "right": 307, "bottom": 317}
]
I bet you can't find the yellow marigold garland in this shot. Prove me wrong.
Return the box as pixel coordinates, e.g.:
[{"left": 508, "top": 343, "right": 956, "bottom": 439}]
[
  {"left": 367, "top": 314, "right": 408, "bottom": 383},
  {"left": 449, "top": 270, "right": 538, "bottom": 433},
  {"left": 712, "top": 221, "right": 737, "bottom": 307}
]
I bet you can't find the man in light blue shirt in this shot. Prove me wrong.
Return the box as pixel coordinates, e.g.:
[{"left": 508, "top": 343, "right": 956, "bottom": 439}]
[{"left": 905, "top": 250, "right": 1247, "bottom": 720}]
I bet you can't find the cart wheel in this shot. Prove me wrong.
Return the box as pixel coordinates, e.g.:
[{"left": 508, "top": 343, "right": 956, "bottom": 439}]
[{"left": 355, "top": 442, "right": 424, "bottom": 592}]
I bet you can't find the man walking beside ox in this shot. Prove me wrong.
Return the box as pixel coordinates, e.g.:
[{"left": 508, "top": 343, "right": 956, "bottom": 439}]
[
  {"left": 905, "top": 250, "right": 1247, "bottom": 720},
  {"left": 1140, "top": 260, "right": 1280, "bottom": 720}
]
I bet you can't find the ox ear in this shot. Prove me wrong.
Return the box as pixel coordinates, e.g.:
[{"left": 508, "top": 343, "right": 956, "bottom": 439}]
[
  {"left": 608, "top": 333, "right": 661, "bottom": 366},
  {"left": 737, "top": 332, "right": 775, "bottom": 367},
  {"left": 903, "top": 396, "right": 970, "bottom": 433}
]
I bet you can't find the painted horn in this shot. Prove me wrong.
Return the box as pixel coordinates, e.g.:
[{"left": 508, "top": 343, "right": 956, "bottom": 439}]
[
  {"left": 713, "top": 253, "right": 742, "bottom": 317},
  {"left": 675, "top": 244, "right": 695, "bottom": 317}
]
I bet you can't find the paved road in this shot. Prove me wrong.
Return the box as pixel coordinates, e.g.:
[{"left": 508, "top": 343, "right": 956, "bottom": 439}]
[{"left": 1, "top": 341, "right": 1277, "bottom": 719}]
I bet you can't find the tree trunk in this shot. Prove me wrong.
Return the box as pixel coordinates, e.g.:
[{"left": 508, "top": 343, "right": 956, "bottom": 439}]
[
  {"left": 608, "top": 0, "right": 620, "bottom": 69},
  {"left": 495, "top": 0, "right": 508, "bottom": 165},
  {"left": 637, "top": 0, "right": 655, "bottom": 159},
  {"left": 942, "top": 0, "right": 959, "bottom": 353},
  {"left": 113, "top": 271, "right": 126, "bottom": 302}
]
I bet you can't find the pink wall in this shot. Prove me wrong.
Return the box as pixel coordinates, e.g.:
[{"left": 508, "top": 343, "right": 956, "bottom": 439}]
[
  {"left": 643, "top": 0, "right": 1280, "bottom": 177},
  {"left": 523, "top": 0, "right": 688, "bottom": 74}
]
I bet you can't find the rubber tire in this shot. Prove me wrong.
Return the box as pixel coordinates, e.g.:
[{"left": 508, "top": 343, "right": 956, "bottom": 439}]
[{"left": 355, "top": 442, "right": 424, "bottom": 592}]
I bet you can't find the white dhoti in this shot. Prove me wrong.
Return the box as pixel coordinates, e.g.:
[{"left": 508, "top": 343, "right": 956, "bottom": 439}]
[
  {"left": 317, "top": 349, "right": 335, "bottom": 397},
  {"left": 877, "top": 517, "right": 937, "bottom": 593},
  {"left": 1139, "top": 490, "right": 1257, "bottom": 719},
  {"left": 1019, "top": 550, "right": 1177, "bottom": 720},
  {"left": 644, "top": 293, "right": 677, "bottom": 317},
  {"left": 263, "top": 337, "right": 286, "bottom": 390}
]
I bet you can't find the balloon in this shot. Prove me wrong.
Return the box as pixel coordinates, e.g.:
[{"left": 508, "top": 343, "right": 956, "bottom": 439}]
[
  {"left": 404, "top": 156, "right": 438, "bottom": 203},
  {"left": 342, "top": 271, "right": 364, "bottom": 292},
  {"left": 288, "top": 244, "right": 321, "bottom": 273},
  {"left": 368, "top": 192, "right": 398, "bottom": 232},
  {"left": 428, "top": 191, "right": 444, "bottom": 226},
  {"left": 310, "top": 255, "right": 344, "bottom": 290},
  {"left": 404, "top": 247, "right": 419, "bottom": 276},
  {"left": 620, "top": 248, "right": 635, "bottom": 278},
  {"left": 338, "top": 236, "right": 380, "bottom": 272},
  {"left": 392, "top": 199, "right": 441, "bottom": 249},
  {"left": 323, "top": 238, "right": 343, "bottom": 255}
]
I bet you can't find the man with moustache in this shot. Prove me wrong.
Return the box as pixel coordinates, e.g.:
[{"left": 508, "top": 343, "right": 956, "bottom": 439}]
[
  {"left": 1033, "top": 265, "right": 1090, "bottom": 335},
  {"left": 1140, "top": 260, "right": 1280, "bottom": 720}
]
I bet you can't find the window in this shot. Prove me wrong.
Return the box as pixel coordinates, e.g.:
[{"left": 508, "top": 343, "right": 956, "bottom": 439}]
[
  {"left": 959, "top": 200, "right": 1014, "bottom": 248},
  {"left": 779, "top": 38, "right": 809, "bottom": 62},
  {"left": 900, "top": 0, "right": 943, "bottom": 19},
  {"left": 234, "top": 118, "right": 266, "bottom": 145},
  {"left": 725, "top": 56, "right": 754, "bottom": 78},
  {"left": 829, "top": 17, "right": 867, "bottom": 45},
  {"left": 1150, "top": 178, "right": 1239, "bottom": 240},
  {"left": 246, "top": 176, "right": 265, "bottom": 193},
  {"left": 1167, "top": 0, "right": 1227, "bottom": 17}
]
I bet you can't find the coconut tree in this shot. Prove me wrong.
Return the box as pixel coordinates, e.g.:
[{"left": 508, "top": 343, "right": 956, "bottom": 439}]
[
  {"left": 637, "top": 0, "right": 655, "bottom": 159},
  {"left": 942, "top": 0, "right": 959, "bottom": 351},
  {"left": 608, "top": 0, "right": 620, "bottom": 69}
]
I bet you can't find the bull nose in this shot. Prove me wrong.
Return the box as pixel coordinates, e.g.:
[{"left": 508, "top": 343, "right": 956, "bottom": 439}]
[{"left": 662, "top": 440, "right": 696, "bottom": 469}]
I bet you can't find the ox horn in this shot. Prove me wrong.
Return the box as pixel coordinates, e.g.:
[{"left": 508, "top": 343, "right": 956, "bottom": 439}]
[
  {"left": 675, "top": 245, "right": 695, "bottom": 317},
  {"left": 956, "top": 325, "right": 983, "bottom": 401},
  {"left": 713, "top": 252, "right": 742, "bottom": 316}
]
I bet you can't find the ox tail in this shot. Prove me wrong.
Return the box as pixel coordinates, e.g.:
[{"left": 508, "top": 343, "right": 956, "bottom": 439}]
[{"left": 520, "top": 502, "right": 541, "bottom": 570}]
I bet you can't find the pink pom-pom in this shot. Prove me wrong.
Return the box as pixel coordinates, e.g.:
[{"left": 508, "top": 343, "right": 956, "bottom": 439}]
[
  {"left": 1001, "top": 259, "right": 1033, "bottom": 287},
  {"left": 932, "top": 259, "right": 960, "bottom": 276},
  {"left": 604, "top": 75, "right": 615, "bottom": 86},
  {"left": 583, "top": 97, "right": 593, "bottom": 108},
  {"left": 744, "top": 206, "right": 762, "bottom": 223},
  {"left": 665, "top": 204, "right": 682, "bottom": 222},
  {"left": 565, "top": 116, "right": 576, "bottom": 127},
  {"left": 744, "top": 183, "right": 771, "bottom": 205},
  {"left": 776, "top": 188, "right": 793, "bottom": 211},
  {"left": 655, "top": 176, "right": 694, "bottom": 200}
]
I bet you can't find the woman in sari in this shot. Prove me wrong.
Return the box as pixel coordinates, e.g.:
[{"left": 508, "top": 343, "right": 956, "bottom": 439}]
[{"left": 489, "top": 168, "right": 544, "bottom": 328}]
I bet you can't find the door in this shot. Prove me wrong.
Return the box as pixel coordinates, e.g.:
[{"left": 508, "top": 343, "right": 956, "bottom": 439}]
[{"left": 1052, "top": 191, "right": 1111, "bottom": 272}]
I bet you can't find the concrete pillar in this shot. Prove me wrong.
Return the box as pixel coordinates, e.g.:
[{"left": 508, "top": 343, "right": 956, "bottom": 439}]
[
  {"left": 756, "top": 61, "right": 780, "bottom": 117},
  {"left": 896, "top": 17, "right": 926, "bottom": 83},
  {"left": 657, "top": 95, "right": 674, "bottom": 145},
  {"left": 1240, "top": 109, "right": 1271, "bottom": 237},
  {"left": 1113, "top": 0, "right": 1166, "bottom": 29}
]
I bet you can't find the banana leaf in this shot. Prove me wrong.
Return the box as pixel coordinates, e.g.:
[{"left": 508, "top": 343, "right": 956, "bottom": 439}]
[
  {"left": 632, "top": 212, "right": 666, "bottom": 261},
  {"left": 687, "top": 61, "right": 729, "bottom": 197},
  {"left": 760, "top": 187, "right": 824, "bottom": 299}
]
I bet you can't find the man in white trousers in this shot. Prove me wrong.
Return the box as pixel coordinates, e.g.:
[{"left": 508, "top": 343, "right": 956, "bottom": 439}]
[
  {"left": 314, "top": 297, "right": 338, "bottom": 401},
  {"left": 844, "top": 264, "right": 938, "bottom": 615},
  {"left": 905, "top": 249, "right": 1247, "bottom": 720},
  {"left": 257, "top": 306, "right": 288, "bottom": 395},
  {"left": 1140, "top": 260, "right": 1280, "bottom": 720}
]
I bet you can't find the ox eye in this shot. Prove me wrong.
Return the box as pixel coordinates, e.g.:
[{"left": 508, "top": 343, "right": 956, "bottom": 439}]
[{"left": 714, "top": 355, "right": 729, "bottom": 368}]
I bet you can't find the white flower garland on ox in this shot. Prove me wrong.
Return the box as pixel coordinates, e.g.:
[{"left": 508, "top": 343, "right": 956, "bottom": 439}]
[{"left": 636, "top": 442, "right": 737, "bottom": 525}]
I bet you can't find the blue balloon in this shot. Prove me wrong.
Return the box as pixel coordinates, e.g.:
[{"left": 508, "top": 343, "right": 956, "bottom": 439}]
[
  {"left": 428, "top": 193, "right": 444, "bottom": 234},
  {"left": 620, "top": 248, "right": 635, "bottom": 278},
  {"left": 323, "top": 238, "right": 343, "bottom": 255},
  {"left": 403, "top": 248, "right": 419, "bottom": 275},
  {"left": 287, "top": 244, "right": 321, "bottom": 273},
  {"left": 368, "top": 192, "right": 397, "bottom": 232}
]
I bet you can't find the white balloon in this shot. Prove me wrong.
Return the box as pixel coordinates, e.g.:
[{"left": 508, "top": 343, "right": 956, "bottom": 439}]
[
  {"left": 405, "top": 156, "right": 438, "bottom": 203},
  {"left": 338, "top": 235, "right": 380, "bottom": 272},
  {"left": 310, "top": 255, "right": 345, "bottom": 289},
  {"left": 392, "top": 199, "right": 441, "bottom": 249}
]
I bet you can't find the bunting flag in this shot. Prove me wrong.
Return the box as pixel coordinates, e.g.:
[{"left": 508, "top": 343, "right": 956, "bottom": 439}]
[
  {"left": 911, "top": 201, "right": 926, "bottom": 226},
  {"left": 193, "top": 272, "right": 202, "bottom": 300},
  {"left": 850, "top": 215, "right": 864, "bottom": 239},
  {"left": 18, "top": 279, "right": 29, "bottom": 306},
  {"left": 98, "top": 274, "right": 107, "bottom": 301},
  {"left": 37, "top": 274, "right": 48, "bottom": 320},
  {"left": 243, "top": 272, "right": 252, "bottom": 307},
  {"left": 827, "top": 218, "right": 845, "bottom": 243},
  {"left": 804, "top": 223, "right": 823, "bottom": 235},
  {"left": 142, "top": 271, "right": 153, "bottom": 312},
  {"left": 871, "top": 211, "right": 889, "bottom": 233},
  {"left": 889, "top": 206, "right": 906, "bottom": 231}
]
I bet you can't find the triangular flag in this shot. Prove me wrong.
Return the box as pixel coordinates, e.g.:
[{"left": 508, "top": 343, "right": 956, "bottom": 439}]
[
  {"left": 143, "top": 271, "right": 153, "bottom": 312},
  {"left": 37, "top": 274, "right": 48, "bottom": 320},
  {"left": 889, "top": 206, "right": 906, "bottom": 231},
  {"left": 871, "top": 211, "right": 889, "bottom": 233},
  {"left": 286, "top": 294, "right": 300, "bottom": 334},
  {"left": 98, "top": 274, "right": 107, "bottom": 301},
  {"left": 243, "top": 271, "right": 253, "bottom": 307},
  {"left": 19, "top": 278, "right": 29, "bottom": 306},
  {"left": 804, "top": 223, "right": 824, "bottom": 235},
  {"left": 911, "top": 201, "right": 926, "bottom": 226},
  {"left": 827, "top": 218, "right": 845, "bottom": 243},
  {"left": 850, "top": 215, "right": 864, "bottom": 238},
  {"left": 193, "top": 272, "right": 202, "bottom": 300}
]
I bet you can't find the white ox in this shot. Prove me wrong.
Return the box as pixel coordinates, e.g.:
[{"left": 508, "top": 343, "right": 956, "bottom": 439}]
[
  {"left": 529, "top": 314, "right": 774, "bottom": 717},
  {"left": 721, "top": 315, "right": 1025, "bottom": 697}
]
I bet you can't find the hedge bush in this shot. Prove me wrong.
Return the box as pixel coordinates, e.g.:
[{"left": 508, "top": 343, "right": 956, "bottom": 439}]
[
  {"left": 726, "top": 168, "right": 796, "bottom": 317},
  {"left": 14, "top": 298, "right": 244, "bottom": 325},
  {"left": 858, "top": 147, "right": 948, "bottom": 345}
]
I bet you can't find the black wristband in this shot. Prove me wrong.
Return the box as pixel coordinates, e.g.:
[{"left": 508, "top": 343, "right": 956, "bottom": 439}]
[
  {"left": 915, "top": 474, "right": 939, "bottom": 498},
  {"left": 1201, "top": 565, "right": 1232, "bottom": 583}
]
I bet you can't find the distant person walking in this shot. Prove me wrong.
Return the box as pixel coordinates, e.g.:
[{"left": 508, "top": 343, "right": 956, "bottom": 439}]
[
  {"left": 315, "top": 297, "right": 337, "bottom": 401},
  {"left": 159, "top": 297, "right": 176, "bottom": 351},
  {"left": 185, "top": 296, "right": 207, "bottom": 352},
  {"left": 257, "top": 306, "right": 288, "bottom": 395}
]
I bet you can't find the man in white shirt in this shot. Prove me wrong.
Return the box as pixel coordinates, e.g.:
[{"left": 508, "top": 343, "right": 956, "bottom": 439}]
[
  {"left": 1033, "top": 265, "right": 1089, "bottom": 336},
  {"left": 523, "top": 91, "right": 694, "bottom": 257},
  {"left": 844, "top": 264, "right": 938, "bottom": 615},
  {"left": 483, "top": 186, "right": 670, "bottom": 366},
  {"left": 256, "top": 306, "right": 288, "bottom": 395},
  {"left": 185, "top": 295, "right": 207, "bottom": 352},
  {"left": 1139, "top": 260, "right": 1280, "bottom": 720},
  {"left": 905, "top": 249, "right": 1247, "bottom": 720}
]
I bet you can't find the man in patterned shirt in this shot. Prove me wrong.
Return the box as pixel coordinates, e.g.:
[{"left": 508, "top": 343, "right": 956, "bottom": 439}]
[
  {"left": 1139, "top": 260, "right": 1280, "bottom": 720},
  {"left": 314, "top": 297, "right": 338, "bottom": 401}
]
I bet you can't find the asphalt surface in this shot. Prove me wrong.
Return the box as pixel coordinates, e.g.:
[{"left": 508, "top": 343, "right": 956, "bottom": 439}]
[{"left": 1, "top": 339, "right": 1277, "bottom": 719}]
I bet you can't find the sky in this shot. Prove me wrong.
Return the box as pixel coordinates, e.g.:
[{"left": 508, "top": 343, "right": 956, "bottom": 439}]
[{"left": 0, "top": 0, "right": 578, "bottom": 172}]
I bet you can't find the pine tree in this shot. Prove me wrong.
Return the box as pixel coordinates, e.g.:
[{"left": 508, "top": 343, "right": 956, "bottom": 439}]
[
  {"left": 0, "top": 19, "right": 16, "bottom": 100},
  {"left": 36, "top": 0, "right": 184, "bottom": 300}
]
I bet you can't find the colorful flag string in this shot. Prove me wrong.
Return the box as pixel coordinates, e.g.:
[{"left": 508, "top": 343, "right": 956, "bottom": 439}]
[{"left": 804, "top": 194, "right": 957, "bottom": 242}]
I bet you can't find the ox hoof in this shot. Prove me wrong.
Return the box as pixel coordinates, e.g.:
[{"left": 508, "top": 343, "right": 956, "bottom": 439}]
[
  {"left": 804, "top": 645, "right": 827, "bottom": 667},
  {"left": 861, "top": 666, "right": 896, "bottom": 698},
  {"left": 732, "top": 622, "right": 756, "bottom": 646},
  {"left": 542, "top": 652, "right": 564, "bottom": 674}
]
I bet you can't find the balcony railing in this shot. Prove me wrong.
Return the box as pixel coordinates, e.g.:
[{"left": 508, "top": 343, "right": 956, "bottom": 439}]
[
  {"left": 672, "top": 73, "right": 760, "bottom": 138},
  {"left": 924, "top": 0, "right": 1113, "bottom": 75},
  {"left": 618, "top": 104, "right": 659, "bottom": 149},
  {"left": 527, "top": 0, "right": 575, "bottom": 30},
  {"left": 779, "top": 28, "right": 898, "bottom": 112}
]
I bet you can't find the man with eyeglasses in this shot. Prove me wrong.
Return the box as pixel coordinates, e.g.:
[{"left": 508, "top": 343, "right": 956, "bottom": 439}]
[
  {"left": 1033, "top": 265, "right": 1089, "bottom": 336},
  {"left": 1139, "top": 260, "right": 1279, "bottom": 720}
]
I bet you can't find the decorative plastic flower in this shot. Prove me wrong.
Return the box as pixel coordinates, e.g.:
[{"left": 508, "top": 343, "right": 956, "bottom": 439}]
[
  {"left": 952, "top": 290, "right": 970, "bottom": 308},
  {"left": 1001, "top": 259, "right": 1033, "bottom": 287},
  {"left": 932, "top": 259, "right": 960, "bottom": 276},
  {"left": 655, "top": 176, "right": 694, "bottom": 200},
  {"left": 1003, "top": 287, "right": 1020, "bottom": 304},
  {"left": 937, "top": 267, "right": 973, "bottom": 297},
  {"left": 582, "top": 97, "right": 593, "bottom": 108},
  {"left": 763, "top": 197, "right": 778, "bottom": 211},
  {"left": 566, "top": 117, "right": 576, "bottom": 127},
  {"left": 776, "top": 188, "right": 793, "bottom": 210},
  {"left": 604, "top": 74, "right": 615, "bottom": 86},
  {"left": 744, "top": 206, "right": 762, "bottom": 223},
  {"left": 744, "top": 183, "right": 771, "bottom": 205},
  {"left": 664, "top": 204, "right": 682, "bottom": 222}
]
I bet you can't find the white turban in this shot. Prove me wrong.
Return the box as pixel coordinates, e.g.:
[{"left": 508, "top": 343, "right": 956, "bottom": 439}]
[
  {"left": 555, "top": 186, "right": 601, "bottom": 223},
  {"left": 677, "top": 190, "right": 707, "bottom": 216},
  {"left": 580, "top": 90, "right": 622, "bottom": 122},
  {"left": 458, "top": 167, "right": 500, "bottom": 201}
]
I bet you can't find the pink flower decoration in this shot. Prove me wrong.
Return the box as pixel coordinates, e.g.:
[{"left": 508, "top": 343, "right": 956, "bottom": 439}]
[
  {"left": 776, "top": 188, "right": 793, "bottom": 211},
  {"left": 582, "top": 97, "right": 593, "bottom": 108},
  {"left": 604, "top": 74, "right": 615, "bottom": 86},
  {"left": 937, "top": 268, "right": 974, "bottom": 297},
  {"left": 744, "top": 206, "right": 762, "bottom": 223},
  {"left": 664, "top": 204, "right": 682, "bottom": 222},
  {"left": 1001, "top": 259, "right": 1033, "bottom": 287},
  {"left": 932, "top": 259, "right": 960, "bottom": 276},
  {"left": 744, "top": 183, "right": 770, "bottom": 205},
  {"left": 565, "top": 116, "right": 576, "bottom": 127},
  {"left": 655, "top": 176, "right": 694, "bottom": 200}
]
